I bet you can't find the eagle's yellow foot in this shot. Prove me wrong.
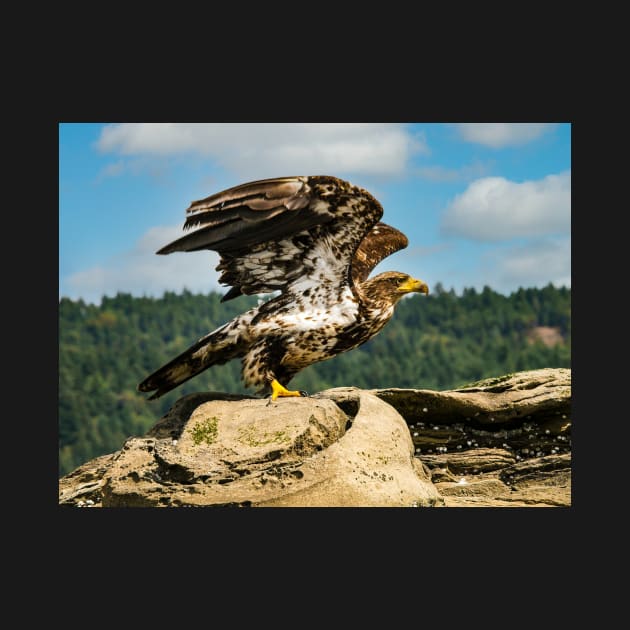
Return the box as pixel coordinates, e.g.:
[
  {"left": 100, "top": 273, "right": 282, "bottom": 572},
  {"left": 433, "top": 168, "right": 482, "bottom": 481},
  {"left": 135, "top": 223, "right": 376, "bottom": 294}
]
[{"left": 269, "top": 379, "right": 309, "bottom": 402}]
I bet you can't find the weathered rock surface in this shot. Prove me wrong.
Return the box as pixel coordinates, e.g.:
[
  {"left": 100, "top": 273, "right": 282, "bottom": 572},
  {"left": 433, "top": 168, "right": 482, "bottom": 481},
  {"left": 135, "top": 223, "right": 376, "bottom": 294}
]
[
  {"left": 59, "top": 368, "right": 571, "bottom": 508},
  {"left": 372, "top": 368, "right": 571, "bottom": 507},
  {"left": 59, "top": 388, "right": 443, "bottom": 507}
]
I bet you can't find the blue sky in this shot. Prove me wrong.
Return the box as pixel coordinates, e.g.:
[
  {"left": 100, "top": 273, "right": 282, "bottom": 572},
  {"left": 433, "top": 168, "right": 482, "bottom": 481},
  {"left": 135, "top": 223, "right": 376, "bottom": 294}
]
[{"left": 59, "top": 123, "right": 571, "bottom": 304}]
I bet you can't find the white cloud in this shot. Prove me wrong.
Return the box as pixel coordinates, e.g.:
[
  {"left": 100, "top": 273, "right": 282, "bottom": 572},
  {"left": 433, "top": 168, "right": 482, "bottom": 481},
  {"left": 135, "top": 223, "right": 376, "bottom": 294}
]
[
  {"left": 95, "top": 123, "right": 427, "bottom": 179},
  {"left": 432, "top": 238, "right": 571, "bottom": 296},
  {"left": 62, "top": 225, "right": 223, "bottom": 304},
  {"left": 454, "top": 123, "right": 557, "bottom": 148},
  {"left": 441, "top": 171, "right": 570, "bottom": 241},
  {"left": 482, "top": 237, "right": 571, "bottom": 293}
]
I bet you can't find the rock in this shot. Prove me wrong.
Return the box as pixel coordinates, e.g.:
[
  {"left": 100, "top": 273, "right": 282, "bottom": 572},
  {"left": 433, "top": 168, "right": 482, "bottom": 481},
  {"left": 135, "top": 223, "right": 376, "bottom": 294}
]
[
  {"left": 58, "top": 368, "right": 571, "bottom": 507},
  {"left": 372, "top": 368, "right": 571, "bottom": 426},
  {"left": 432, "top": 453, "right": 571, "bottom": 507},
  {"left": 58, "top": 453, "right": 116, "bottom": 507},
  {"left": 372, "top": 369, "right": 571, "bottom": 507},
  {"left": 421, "top": 447, "right": 517, "bottom": 474},
  {"left": 59, "top": 388, "right": 443, "bottom": 508}
]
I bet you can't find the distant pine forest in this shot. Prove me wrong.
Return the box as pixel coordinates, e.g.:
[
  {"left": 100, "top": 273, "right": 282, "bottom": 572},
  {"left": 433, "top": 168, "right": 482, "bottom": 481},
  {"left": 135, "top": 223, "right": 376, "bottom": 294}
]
[{"left": 59, "top": 283, "right": 571, "bottom": 477}]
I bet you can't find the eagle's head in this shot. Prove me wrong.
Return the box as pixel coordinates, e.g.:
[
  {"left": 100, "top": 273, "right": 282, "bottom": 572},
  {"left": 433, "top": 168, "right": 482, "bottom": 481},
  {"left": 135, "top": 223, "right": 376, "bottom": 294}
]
[{"left": 361, "top": 271, "right": 429, "bottom": 306}]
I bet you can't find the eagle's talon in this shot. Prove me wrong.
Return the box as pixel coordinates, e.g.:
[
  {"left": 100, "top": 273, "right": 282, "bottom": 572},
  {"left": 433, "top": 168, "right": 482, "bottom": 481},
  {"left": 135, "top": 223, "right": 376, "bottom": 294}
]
[{"left": 299, "top": 390, "right": 309, "bottom": 397}]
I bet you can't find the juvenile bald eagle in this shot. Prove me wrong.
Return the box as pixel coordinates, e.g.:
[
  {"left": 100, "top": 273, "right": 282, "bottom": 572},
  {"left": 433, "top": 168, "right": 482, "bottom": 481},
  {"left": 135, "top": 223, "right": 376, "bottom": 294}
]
[{"left": 138, "top": 175, "right": 428, "bottom": 401}]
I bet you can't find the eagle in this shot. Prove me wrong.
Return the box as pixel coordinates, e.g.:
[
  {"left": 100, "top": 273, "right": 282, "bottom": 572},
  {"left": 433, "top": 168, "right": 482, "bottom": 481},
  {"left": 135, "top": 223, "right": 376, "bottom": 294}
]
[{"left": 138, "top": 175, "right": 428, "bottom": 401}]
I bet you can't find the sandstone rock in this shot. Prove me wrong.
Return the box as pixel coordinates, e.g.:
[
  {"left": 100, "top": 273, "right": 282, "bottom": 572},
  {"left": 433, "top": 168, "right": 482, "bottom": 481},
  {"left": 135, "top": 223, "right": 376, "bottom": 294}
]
[
  {"left": 373, "top": 368, "right": 570, "bottom": 426},
  {"left": 59, "top": 368, "right": 571, "bottom": 508},
  {"left": 372, "top": 369, "right": 571, "bottom": 507},
  {"left": 59, "top": 388, "right": 442, "bottom": 508},
  {"left": 58, "top": 453, "right": 115, "bottom": 507}
]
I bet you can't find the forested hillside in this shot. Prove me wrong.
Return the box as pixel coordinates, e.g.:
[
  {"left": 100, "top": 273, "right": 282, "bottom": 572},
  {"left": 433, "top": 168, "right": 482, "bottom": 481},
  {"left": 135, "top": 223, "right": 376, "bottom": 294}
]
[{"left": 59, "top": 284, "right": 570, "bottom": 476}]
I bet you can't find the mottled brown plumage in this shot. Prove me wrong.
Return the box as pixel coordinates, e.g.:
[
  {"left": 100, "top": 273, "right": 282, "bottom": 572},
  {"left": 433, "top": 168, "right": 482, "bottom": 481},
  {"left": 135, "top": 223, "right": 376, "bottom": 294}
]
[{"left": 138, "top": 175, "right": 428, "bottom": 400}]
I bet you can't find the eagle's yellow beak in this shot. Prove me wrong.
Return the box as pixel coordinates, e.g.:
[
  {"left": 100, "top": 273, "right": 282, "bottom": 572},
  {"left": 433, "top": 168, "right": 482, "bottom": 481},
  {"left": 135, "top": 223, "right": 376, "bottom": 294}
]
[{"left": 398, "top": 277, "right": 429, "bottom": 295}]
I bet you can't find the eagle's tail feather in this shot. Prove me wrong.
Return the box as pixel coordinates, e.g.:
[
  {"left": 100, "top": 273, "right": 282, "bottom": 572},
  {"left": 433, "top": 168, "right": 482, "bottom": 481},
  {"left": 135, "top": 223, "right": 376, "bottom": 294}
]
[{"left": 137, "top": 324, "right": 245, "bottom": 400}]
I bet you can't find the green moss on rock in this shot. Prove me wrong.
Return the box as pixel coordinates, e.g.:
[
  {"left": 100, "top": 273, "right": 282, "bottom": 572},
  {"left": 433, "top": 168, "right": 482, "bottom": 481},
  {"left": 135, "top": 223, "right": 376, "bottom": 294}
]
[{"left": 190, "top": 416, "right": 219, "bottom": 445}]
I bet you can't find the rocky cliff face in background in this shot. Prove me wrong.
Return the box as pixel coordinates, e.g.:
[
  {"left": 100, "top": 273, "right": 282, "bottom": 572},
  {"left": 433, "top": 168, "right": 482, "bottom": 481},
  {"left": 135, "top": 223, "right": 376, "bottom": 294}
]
[{"left": 59, "top": 368, "right": 571, "bottom": 507}]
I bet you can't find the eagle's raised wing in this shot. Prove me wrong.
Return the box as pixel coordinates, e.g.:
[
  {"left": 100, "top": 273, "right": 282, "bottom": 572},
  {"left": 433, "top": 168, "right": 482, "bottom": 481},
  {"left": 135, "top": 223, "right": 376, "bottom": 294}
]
[
  {"left": 350, "top": 223, "right": 409, "bottom": 285},
  {"left": 157, "top": 175, "right": 394, "bottom": 301}
]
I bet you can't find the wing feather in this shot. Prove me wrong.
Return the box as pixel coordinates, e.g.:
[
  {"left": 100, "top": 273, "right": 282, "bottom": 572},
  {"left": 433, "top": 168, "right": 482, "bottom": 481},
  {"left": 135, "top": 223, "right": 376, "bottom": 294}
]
[
  {"left": 157, "top": 177, "right": 322, "bottom": 255},
  {"left": 156, "top": 175, "right": 392, "bottom": 301},
  {"left": 351, "top": 223, "right": 409, "bottom": 285}
]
